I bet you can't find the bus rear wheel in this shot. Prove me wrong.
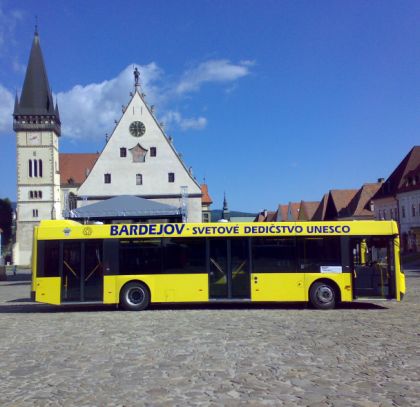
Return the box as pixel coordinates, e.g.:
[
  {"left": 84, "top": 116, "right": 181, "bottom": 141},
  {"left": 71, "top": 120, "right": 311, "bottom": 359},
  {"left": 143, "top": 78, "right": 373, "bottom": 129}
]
[
  {"left": 120, "top": 282, "right": 150, "bottom": 311},
  {"left": 309, "top": 281, "right": 336, "bottom": 310}
]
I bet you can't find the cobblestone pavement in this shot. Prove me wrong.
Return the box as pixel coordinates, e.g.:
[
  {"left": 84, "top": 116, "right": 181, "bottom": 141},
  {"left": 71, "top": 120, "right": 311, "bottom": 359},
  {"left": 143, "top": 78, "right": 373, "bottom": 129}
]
[{"left": 0, "top": 271, "right": 419, "bottom": 407}]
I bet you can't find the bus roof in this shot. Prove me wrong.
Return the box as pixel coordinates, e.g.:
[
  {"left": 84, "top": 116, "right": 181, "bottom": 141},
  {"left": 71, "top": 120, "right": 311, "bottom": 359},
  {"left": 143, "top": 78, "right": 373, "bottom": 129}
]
[{"left": 35, "top": 220, "right": 399, "bottom": 240}]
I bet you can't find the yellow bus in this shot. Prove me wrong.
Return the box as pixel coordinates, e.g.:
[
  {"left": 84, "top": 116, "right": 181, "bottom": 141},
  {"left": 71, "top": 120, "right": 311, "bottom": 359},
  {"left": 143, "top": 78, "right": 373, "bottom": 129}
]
[{"left": 31, "top": 220, "right": 405, "bottom": 310}]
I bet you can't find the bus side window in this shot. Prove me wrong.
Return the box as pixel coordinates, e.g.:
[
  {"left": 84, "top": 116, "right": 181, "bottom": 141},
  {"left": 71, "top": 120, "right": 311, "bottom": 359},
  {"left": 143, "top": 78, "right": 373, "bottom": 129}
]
[
  {"left": 119, "top": 239, "right": 162, "bottom": 275},
  {"left": 297, "top": 237, "right": 341, "bottom": 272},
  {"left": 103, "top": 239, "right": 119, "bottom": 275},
  {"left": 162, "top": 238, "right": 206, "bottom": 274},
  {"left": 37, "top": 240, "right": 60, "bottom": 277},
  {"left": 252, "top": 237, "right": 297, "bottom": 273}
]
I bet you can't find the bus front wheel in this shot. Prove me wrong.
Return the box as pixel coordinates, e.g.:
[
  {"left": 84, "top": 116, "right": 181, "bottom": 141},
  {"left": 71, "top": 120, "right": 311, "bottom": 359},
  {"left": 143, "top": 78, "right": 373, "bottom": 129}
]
[
  {"left": 120, "top": 282, "right": 150, "bottom": 311},
  {"left": 309, "top": 281, "right": 336, "bottom": 310}
]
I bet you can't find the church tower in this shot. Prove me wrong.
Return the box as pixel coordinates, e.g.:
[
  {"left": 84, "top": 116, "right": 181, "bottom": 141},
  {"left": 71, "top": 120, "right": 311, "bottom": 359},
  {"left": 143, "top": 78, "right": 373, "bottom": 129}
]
[
  {"left": 13, "top": 28, "right": 61, "bottom": 265},
  {"left": 221, "top": 193, "right": 230, "bottom": 221}
]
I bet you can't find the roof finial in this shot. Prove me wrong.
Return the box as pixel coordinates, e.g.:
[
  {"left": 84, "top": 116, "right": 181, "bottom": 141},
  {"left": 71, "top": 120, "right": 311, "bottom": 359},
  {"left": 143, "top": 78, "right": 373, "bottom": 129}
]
[
  {"left": 133, "top": 66, "right": 140, "bottom": 89},
  {"left": 35, "top": 16, "right": 38, "bottom": 36}
]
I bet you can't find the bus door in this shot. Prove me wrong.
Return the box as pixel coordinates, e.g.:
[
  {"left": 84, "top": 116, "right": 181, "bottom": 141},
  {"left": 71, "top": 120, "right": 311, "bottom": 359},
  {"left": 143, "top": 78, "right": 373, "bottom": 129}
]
[
  {"left": 251, "top": 237, "right": 304, "bottom": 302},
  {"left": 62, "top": 240, "right": 103, "bottom": 302},
  {"left": 208, "top": 238, "right": 251, "bottom": 299},
  {"left": 351, "top": 237, "right": 396, "bottom": 299}
]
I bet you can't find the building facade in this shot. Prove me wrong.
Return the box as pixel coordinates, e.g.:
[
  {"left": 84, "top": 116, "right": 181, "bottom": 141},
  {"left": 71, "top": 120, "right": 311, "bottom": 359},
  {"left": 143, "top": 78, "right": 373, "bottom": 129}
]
[
  {"left": 372, "top": 146, "right": 420, "bottom": 251},
  {"left": 13, "top": 31, "right": 211, "bottom": 265},
  {"left": 75, "top": 89, "right": 204, "bottom": 222},
  {"left": 395, "top": 163, "right": 420, "bottom": 251}
]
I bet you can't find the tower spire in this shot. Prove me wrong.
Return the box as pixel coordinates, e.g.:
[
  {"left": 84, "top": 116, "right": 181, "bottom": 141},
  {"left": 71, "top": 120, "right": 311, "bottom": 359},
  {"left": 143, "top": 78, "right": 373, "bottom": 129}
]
[
  {"left": 13, "top": 29, "right": 60, "bottom": 135},
  {"left": 222, "top": 192, "right": 230, "bottom": 221}
]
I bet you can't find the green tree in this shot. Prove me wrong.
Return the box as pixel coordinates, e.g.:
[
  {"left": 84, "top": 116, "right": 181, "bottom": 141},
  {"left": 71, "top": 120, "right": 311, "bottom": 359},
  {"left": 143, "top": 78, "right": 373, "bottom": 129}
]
[{"left": 0, "top": 198, "right": 13, "bottom": 247}]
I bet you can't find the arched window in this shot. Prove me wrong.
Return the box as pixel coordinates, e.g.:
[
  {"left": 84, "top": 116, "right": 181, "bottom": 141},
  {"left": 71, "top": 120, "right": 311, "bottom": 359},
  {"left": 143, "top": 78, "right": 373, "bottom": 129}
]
[
  {"left": 104, "top": 173, "right": 111, "bottom": 184},
  {"left": 29, "top": 160, "right": 33, "bottom": 177},
  {"left": 69, "top": 192, "right": 77, "bottom": 210},
  {"left": 39, "top": 191, "right": 43, "bottom": 199},
  {"left": 34, "top": 160, "right": 38, "bottom": 177},
  {"left": 38, "top": 159, "right": 43, "bottom": 177}
]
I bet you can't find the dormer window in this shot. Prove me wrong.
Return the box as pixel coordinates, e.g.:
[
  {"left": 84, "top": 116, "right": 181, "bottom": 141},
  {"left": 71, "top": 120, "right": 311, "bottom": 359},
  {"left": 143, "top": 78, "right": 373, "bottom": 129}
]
[{"left": 129, "top": 144, "right": 148, "bottom": 163}]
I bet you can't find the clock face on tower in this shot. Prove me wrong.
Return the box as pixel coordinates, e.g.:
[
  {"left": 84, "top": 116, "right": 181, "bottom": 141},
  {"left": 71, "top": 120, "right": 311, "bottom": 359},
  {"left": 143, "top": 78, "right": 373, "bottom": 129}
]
[
  {"left": 27, "top": 133, "right": 41, "bottom": 145},
  {"left": 129, "top": 121, "right": 146, "bottom": 137}
]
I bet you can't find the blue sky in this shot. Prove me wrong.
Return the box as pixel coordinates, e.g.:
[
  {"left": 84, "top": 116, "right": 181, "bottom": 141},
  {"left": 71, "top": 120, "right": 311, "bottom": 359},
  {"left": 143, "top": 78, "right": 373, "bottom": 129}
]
[{"left": 0, "top": 0, "right": 419, "bottom": 212}]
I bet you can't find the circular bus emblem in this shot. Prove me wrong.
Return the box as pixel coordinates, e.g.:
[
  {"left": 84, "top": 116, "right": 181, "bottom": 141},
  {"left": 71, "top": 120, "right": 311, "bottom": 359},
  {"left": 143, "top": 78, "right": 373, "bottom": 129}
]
[{"left": 82, "top": 227, "right": 93, "bottom": 236}]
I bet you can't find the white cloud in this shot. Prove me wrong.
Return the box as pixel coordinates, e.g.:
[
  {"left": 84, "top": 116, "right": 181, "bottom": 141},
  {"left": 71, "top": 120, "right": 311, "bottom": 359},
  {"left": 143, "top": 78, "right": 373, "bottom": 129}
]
[
  {"left": 57, "top": 63, "right": 163, "bottom": 140},
  {"left": 57, "top": 58, "right": 252, "bottom": 139},
  {"left": 162, "top": 111, "right": 207, "bottom": 131},
  {"left": 175, "top": 59, "right": 253, "bottom": 95},
  {"left": 0, "top": 84, "right": 14, "bottom": 133},
  {"left": 0, "top": 57, "right": 252, "bottom": 139},
  {"left": 12, "top": 58, "right": 26, "bottom": 74},
  {"left": 0, "top": 5, "right": 23, "bottom": 56}
]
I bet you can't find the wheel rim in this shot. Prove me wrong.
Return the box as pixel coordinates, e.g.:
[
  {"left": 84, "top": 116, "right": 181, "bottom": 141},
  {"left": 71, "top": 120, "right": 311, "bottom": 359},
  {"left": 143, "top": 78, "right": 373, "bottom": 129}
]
[
  {"left": 126, "top": 287, "right": 145, "bottom": 305},
  {"left": 316, "top": 285, "right": 334, "bottom": 304}
]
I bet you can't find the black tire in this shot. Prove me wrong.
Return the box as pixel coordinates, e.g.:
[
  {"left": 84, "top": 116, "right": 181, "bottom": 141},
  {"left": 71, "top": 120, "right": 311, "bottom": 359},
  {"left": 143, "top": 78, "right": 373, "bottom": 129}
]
[
  {"left": 120, "top": 281, "right": 150, "bottom": 311},
  {"left": 309, "top": 281, "right": 336, "bottom": 310}
]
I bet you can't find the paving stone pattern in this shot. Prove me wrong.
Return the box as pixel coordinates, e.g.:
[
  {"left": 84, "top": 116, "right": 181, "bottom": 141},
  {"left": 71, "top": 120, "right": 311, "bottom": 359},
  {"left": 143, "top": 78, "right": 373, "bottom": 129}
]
[{"left": 0, "top": 273, "right": 419, "bottom": 406}]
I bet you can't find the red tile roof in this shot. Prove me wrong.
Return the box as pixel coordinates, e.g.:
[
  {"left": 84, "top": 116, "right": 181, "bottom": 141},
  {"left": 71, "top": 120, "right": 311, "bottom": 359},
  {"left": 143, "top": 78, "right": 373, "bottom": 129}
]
[
  {"left": 312, "top": 194, "right": 328, "bottom": 220},
  {"left": 397, "top": 162, "right": 420, "bottom": 194},
  {"left": 298, "top": 201, "right": 319, "bottom": 220},
  {"left": 288, "top": 202, "right": 300, "bottom": 220},
  {"left": 374, "top": 146, "right": 420, "bottom": 199},
  {"left": 329, "top": 189, "right": 358, "bottom": 214},
  {"left": 59, "top": 153, "right": 100, "bottom": 186},
  {"left": 278, "top": 204, "right": 288, "bottom": 221},
  {"left": 200, "top": 184, "right": 213, "bottom": 205},
  {"left": 254, "top": 210, "right": 276, "bottom": 222},
  {"left": 345, "top": 182, "right": 382, "bottom": 218}
]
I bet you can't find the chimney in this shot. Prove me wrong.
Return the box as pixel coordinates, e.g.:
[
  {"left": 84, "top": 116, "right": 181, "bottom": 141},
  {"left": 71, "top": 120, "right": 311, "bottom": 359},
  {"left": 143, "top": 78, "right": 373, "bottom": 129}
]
[{"left": 378, "top": 178, "right": 385, "bottom": 183}]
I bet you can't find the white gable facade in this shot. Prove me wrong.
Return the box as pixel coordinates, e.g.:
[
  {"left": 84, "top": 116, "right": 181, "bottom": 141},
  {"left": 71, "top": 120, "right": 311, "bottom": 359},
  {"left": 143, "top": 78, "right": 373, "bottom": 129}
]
[{"left": 77, "top": 91, "right": 203, "bottom": 222}]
